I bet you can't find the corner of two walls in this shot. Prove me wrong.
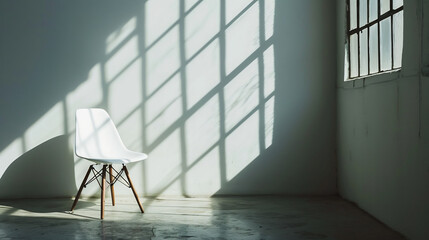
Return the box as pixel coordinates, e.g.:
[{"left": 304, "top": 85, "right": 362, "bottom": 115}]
[{"left": 336, "top": 0, "right": 429, "bottom": 239}]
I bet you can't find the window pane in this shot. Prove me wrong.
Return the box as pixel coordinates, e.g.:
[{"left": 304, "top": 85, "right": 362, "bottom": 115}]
[
  {"left": 369, "top": 0, "right": 378, "bottom": 22},
  {"left": 393, "top": 12, "right": 403, "bottom": 68},
  {"left": 350, "top": 34, "right": 359, "bottom": 77},
  {"left": 369, "top": 25, "right": 379, "bottom": 73},
  {"left": 350, "top": 0, "right": 357, "bottom": 30},
  {"left": 381, "top": 0, "right": 390, "bottom": 14},
  {"left": 360, "top": 29, "right": 369, "bottom": 75},
  {"left": 380, "top": 18, "right": 392, "bottom": 71},
  {"left": 360, "top": 0, "right": 368, "bottom": 27},
  {"left": 346, "top": 0, "right": 403, "bottom": 80},
  {"left": 393, "top": 0, "right": 403, "bottom": 10}
]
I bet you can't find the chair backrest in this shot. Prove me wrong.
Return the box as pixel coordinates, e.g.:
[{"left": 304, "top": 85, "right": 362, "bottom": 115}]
[{"left": 75, "top": 108, "right": 127, "bottom": 159}]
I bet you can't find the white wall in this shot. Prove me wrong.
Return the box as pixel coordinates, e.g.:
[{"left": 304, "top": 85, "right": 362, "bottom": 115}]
[
  {"left": 0, "top": 0, "right": 337, "bottom": 199},
  {"left": 337, "top": 0, "right": 429, "bottom": 239}
]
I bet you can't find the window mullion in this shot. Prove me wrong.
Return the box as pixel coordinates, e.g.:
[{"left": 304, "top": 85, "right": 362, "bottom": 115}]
[
  {"left": 357, "top": 0, "right": 361, "bottom": 76},
  {"left": 347, "top": 0, "right": 352, "bottom": 78},
  {"left": 348, "top": 7, "right": 403, "bottom": 36},
  {"left": 377, "top": 0, "right": 381, "bottom": 72},
  {"left": 390, "top": 0, "right": 394, "bottom": 69},
  {"left": 367, "top": 0, "right": 370, "bottom": 72}
]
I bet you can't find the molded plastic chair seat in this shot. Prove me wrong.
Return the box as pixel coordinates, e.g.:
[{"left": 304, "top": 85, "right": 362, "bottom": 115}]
[
  {"left": 70, "top": 108, "right": 147, "bottom": 219},
  {"left": 76, "top": 149, "right": 148, "bottom": 165}
]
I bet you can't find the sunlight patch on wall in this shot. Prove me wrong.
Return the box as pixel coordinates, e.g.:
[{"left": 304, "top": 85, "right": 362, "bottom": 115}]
[
  {"left": 225, "top": 0, "right": 253, "bottom": 24},
  {"left": 226, "top": 111, "right": 260, "bottom": 181},
  {"left": 146, "top": 26, "right": 180, "bottom": 95},
  {"left": 146, "top": 128, "right": 182, "bottom": 195},
  {"left": 265, "top": 96, "right": 274, "bottom": 148},
  {"left": 185, "top": 0, "right": 219, "bottom": 58},
  {"left": 224, "top": 59, "right": 259, "bottom": 132},
  {"left": 265, "top": 0, "right": 275, "bottom": 39},
  {"left": 116, "top": 108, "right": 143, "bottom": 151},
  {"left": 186, "top": 39, "right": 220, "bottom": 109},
  {"left": 66, "top": 64, "right": 103, "bottom": 131},
  {"left": 104, "top": 35, "right": 139, "bottom": 83},
  {"left": 185, "top": 146, "right": 220, "bottom": 196},
  {"left": 108, "top": 57, "right": 142, "bottom": 123},
  {"left": 105, "top": 17, "right": 137, "bottom": 54},
  {"left": 225, "top": 1, "right": 260, "bottom": 74},
  {"left": 185, "top": 0, "right": 200, "bottom": 12},
  {"left": 24, "top": 102, "right": 65, "bottom": 151},
  {"left": 145, "top": 0, "right": 179, "bottom": 46},
  {"left": 145, "top": 73, "right": 182, "bottom": 146},
  {"left": 184, "top": 95, "right": 221, "bottom": 195},
  {"left": 0, "top": 139, "right": 23, "bottom": 179},
  {"left": 185, "top": 95, "right": 220, "bottom": 167},
  {"left": 264, "top": 45, "right": 275, "bottom": 98},
  {"left": 264, "top": 46, "right": 275, "bottom": 148}
]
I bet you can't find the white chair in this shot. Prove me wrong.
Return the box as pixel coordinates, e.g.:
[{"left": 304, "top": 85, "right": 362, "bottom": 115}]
[{"left": 70, "top": 108, "right": 148, "bottom": 219}]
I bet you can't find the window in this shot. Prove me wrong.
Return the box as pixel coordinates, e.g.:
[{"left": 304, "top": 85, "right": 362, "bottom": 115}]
[{"left": 346, "top": 0, "right": 403, "bottom": 79}]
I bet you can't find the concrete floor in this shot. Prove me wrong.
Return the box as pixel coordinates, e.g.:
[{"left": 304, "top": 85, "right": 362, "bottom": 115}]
[{"left": 0, "top": 196, "right": 405, "bottom": 240}]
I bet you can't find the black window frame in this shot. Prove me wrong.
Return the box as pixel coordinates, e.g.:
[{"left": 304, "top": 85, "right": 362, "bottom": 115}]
[{"left": 346, "top": 0, "right": 404, "bottom": 79}]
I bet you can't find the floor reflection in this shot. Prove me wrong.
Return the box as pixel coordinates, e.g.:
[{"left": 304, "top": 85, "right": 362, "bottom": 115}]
[{"left": 0, "top": 196, "right": 405, "bottom": 240}]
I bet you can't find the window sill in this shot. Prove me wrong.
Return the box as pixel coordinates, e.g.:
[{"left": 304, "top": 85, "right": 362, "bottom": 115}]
[
  {"left": 339, "top": 69, "right": 402, "bottom": 89},
  {"left": 345, "top": 68, "right": 401, "bottom": 82}
]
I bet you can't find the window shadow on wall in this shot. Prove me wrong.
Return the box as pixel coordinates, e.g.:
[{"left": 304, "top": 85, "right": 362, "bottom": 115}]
[
  {"left": 0, "top": 0, "right": 277, "bottom": 203},
  {"left": 0, "top": 0, "right": 337, "bottom": 210}
]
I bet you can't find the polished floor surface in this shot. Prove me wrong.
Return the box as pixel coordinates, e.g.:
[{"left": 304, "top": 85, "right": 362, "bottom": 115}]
[{"left": 0, "top": 196, "right": 405, "bottom": 240}]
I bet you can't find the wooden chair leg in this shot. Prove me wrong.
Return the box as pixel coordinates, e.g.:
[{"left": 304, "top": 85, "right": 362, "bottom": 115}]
[
  {"left": 70, "top": 165, "right": 93, "bottom": 211},
  {"left": 123, "top": 165, "right": 144, "bottom": 213},
  {"left": 101, "top": 165, "right": 107, "bottom": 219},
  {"left": 109, "top": 165, "right": 115, "bottom": 206}
]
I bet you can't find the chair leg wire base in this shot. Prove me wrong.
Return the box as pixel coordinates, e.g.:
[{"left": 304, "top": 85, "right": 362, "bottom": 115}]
[{"left": 70, "top": 164, "right": 144, "bottom": 219}]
